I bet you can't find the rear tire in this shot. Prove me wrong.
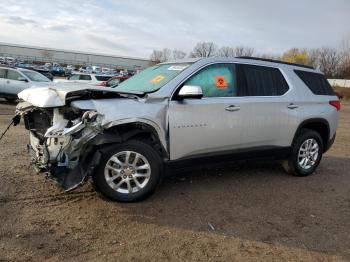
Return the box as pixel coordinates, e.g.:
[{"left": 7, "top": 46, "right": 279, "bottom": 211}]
[
  {"left": 93, "top": 140, "right": 163, "bottom": 202},
  {"left": 283, "top": 129, "right": 323, "bottom": 177}
]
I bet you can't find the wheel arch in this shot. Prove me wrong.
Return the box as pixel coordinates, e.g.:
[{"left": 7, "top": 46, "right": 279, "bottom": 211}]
[
  {"left": 293, "top": 118, "right": 330, "bottom": 152},
  {"left": 88, "top": 119, "right": 169, "bottom": 159}
]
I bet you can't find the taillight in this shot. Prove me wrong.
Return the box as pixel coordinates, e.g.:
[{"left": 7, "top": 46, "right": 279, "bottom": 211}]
[{"left": 329, "top": 100, "right": 341, "bottom": 111}]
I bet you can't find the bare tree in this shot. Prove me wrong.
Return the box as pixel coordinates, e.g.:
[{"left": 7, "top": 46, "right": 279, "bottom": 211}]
[
  {"left": 189, "top": 42, "right": 218, "bottom": 57},
  {"left": 161, "top": 48, "right": 171, "bottom": 62},
  {"left": 339, "top": 35, "right": 350, "bottom": 78},
  {"left": 172, "top": 50, "right": 187, "bottom": 60},
  {"left": 306, "top": 48, "right": 321, "bottom": 68},
  {"left": 218, "top": 46, "right": 235, "bottom": 57},
  {"left": 234, "top": 46, "right": 255, "bottom": 57},
  {"left": 150, "top": 50, "right": 164, "bottom": 64},
  {"left": 150, "top": 48, "right": 171, "bottom": 63},
  {"left": 318, "top": 47, "right": 341, "bottom": 78}
]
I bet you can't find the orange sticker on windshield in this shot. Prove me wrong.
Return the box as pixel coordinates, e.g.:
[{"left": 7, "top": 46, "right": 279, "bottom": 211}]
[
  {"left": 150, "top": 75, "right": 165, "bottom": 84},
  {"left": 216, "top": 76, "right": 227, "bottom": 89}
]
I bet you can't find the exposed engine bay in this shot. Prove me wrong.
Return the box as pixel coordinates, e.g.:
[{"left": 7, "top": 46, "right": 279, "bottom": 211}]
[{"left": 18, "top": 103, "right": 104, "bottom": 191}]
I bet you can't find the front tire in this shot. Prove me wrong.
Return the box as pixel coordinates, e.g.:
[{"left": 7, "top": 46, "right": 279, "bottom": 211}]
[
  {"left": 283, "top": 129, "right": 323, "bottom": 176},
  {"left": 93, "top": 140, "right": 162, "bottom": 202}
]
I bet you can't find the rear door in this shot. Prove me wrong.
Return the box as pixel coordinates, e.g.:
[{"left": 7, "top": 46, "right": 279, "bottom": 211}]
[{"left": 233, "top": 63, "right": 297, "bottom": 148}]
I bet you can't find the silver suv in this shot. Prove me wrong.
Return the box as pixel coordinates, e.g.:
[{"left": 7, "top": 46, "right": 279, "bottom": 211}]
[{"left": 16, "top": 57, "right": 340, "bottom": 202}]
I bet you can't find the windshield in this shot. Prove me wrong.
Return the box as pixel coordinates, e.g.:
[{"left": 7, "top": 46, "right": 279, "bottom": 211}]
[
  {"left": 21, "top": 70, "right": 50, "bottom": 82},
  {"left": 115, "top": 63, "right": 191, "bottom": 93}
]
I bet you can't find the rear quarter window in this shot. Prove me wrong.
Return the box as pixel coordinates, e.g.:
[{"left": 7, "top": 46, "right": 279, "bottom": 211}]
[
  {"left": 80, "top": 75, "right": 92, "bottom": 81},
  {"left": 294, "top": 70, "right": 335, "bottom": 96}
]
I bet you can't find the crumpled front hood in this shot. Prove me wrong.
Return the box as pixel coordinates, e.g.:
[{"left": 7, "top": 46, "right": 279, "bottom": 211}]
[{"left": 17, "top": 83, "right": 143, "bottom": 108}]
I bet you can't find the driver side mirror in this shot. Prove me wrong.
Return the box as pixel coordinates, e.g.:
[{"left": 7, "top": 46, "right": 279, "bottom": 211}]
[
  {"left": 18, "top": 77, "right": 28, "bottom": 82},
  {"left": 177, "top": 85, "right": 203, "bottom": 99}
]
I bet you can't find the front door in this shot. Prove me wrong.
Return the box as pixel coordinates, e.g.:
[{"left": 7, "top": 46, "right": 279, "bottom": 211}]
[{"left": 168, "top": 63, "right": 244, "bottom": 160}]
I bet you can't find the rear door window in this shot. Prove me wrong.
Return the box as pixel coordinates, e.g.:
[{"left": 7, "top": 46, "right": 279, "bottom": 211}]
[
  {"left": 0, "top": 68, "right": 6, "bottom": 78},
  {"left": 68, "top": 74, "right": 80, "bottom": 80},
  {"left": 6, "top": 69, "right": 22, "bottom": 81},
  {"left": 184, "top": 64, "right": 236, "bottom": 97},
  {"left": 294, "top": 70, "right": 335, "bottom": 95},
  {"left": 236, "top": 64, "right": 289, "bottom": 96}
]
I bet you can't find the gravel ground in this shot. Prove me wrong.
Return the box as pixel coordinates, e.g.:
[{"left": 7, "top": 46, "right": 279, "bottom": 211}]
[{"left": 0, "top": 99, "right": 349, "bottom": 261}]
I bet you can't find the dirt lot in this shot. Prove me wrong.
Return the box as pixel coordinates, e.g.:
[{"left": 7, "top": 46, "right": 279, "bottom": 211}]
[{"left": 0, "top": 99, "right": 349, "bottom": 262}]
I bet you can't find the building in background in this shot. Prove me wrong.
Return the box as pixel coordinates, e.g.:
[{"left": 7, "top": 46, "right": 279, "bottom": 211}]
[{"left": 0, "top": 43, "right": 151, "bottom": 71}]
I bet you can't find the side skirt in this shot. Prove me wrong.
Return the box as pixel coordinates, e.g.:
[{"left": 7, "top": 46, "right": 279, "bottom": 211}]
[{"left": 164, "top": 146, "right": 292, "bottom": 174}]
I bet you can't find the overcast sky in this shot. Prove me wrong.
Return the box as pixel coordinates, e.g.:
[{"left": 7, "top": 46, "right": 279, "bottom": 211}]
[{"left": 0, "top": 0, "right": 349, "bottom": 58}]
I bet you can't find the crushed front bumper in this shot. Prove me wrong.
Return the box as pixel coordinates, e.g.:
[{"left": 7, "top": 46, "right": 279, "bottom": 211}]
[{"left": 19, "top": 105, "right": 105, "bottom": 191}]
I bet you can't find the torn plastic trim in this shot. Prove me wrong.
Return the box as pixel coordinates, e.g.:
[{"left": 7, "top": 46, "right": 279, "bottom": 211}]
[
  {"left": 44, "top": 109, "right": 102, "bottom": 138},
  {"left": 21, "top": 105, "right": 106, "bottom": 191}
]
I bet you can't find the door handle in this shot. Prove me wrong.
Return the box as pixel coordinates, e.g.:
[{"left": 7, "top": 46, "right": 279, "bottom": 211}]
[
  {"left": 287, "top": 103, "right": 299, "bottom": 109},
  {"left": 225, "top": 105, "right": 240, "bottom": 112}
]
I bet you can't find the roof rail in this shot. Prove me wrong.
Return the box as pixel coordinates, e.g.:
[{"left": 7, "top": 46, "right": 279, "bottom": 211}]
[{"left": 236, "top": 56, "right": 314, "bottom": 70}]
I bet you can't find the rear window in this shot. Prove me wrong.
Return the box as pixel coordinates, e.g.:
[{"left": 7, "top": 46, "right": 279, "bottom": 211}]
[
  {"left": 236, "top": 64, "right": 289, "bottom": 96},
  {"left": 95, "top": 75, "right": 112, "bottom": 81},
  {"left": 294, "top": 70, "right": 335, "bottom": 96}
]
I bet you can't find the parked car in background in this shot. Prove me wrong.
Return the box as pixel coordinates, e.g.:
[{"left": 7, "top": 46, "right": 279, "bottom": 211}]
[
  {"left": 0, "top": 66, "right": 52, "bottom": 101},
  {"left": 99, "top": 75, "right": 129, "bottom": 87},
  {"left": 92, "top": 66, "right": 101, "bottom": 73},
  {"left": 5, "top": 57, "right": 16, "bottom": 65},
  {"left": 64, "top": 65, "right": 76, "bottom": 76},
  {"left": 79, "top": 66, "right": 94, "bottom": 74},
  {"left": 54, "top": 73, "right": 111, "bottom": 84},
  {"left": 50, "top": 64, "right": 66, "bottom": 76},
  {"left": 0, "top": 57, "right": 5, "bottom": 64},
  {"left": 66, "top": 65, "right": 76, "bottom": 71},
  {"left": 101, "top": 67, "right": 111, "bottom": 74}
]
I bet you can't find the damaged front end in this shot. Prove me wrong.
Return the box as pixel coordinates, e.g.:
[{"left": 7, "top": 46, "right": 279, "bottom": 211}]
[{"left": 17, "top": 102, "right": 104, "bottom": 191}]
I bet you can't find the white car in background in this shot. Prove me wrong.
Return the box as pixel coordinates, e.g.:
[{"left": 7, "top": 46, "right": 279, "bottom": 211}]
[
  {"left": 5, "top": 57, "right": 16, "bottom": 64},
  {"left": 54, "top": 73, "right": 112, "bottom": 85},
  {"left": 0, "top": 66, "right": 52, "bottom": 102}
]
